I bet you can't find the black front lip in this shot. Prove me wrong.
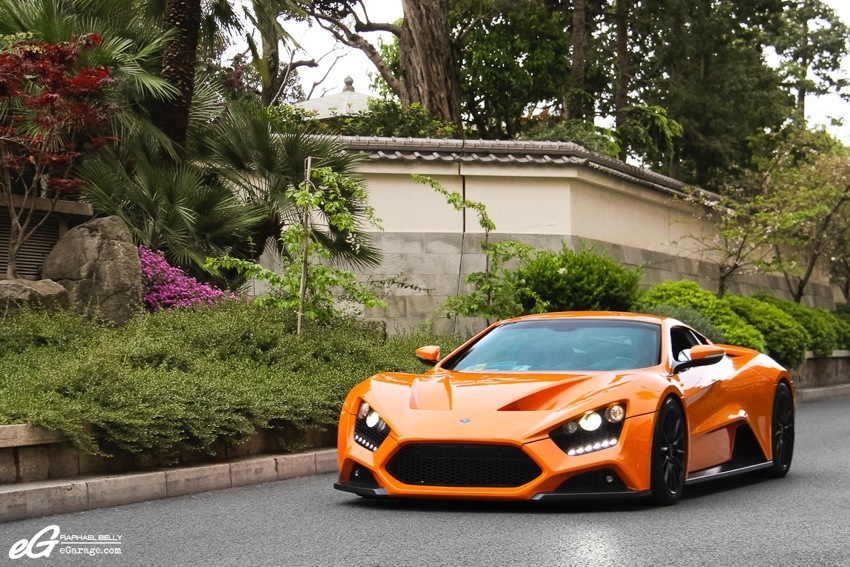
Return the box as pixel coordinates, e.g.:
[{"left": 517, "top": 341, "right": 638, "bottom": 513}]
[
  {"left": 530, "top": 489, "right": 650, "bottom": 501},
  {"left": 335, "top": 480, "right": 651, "bottom": 501},
  {"left": 334, "top": 481, "right": 389, "bottom": 497}
]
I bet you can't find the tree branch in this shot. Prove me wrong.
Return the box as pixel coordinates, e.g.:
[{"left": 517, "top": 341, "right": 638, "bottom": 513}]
[{"left": 310, "top": 12, "right": 405, "bottom": 100}]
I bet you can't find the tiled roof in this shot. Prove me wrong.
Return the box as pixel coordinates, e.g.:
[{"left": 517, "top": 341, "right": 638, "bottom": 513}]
[{"left": 339, "top": 137, "right": 696, "bottom": 198}]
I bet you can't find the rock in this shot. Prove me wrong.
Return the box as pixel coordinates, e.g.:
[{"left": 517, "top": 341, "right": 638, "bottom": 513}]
[
  {"left": 0, "top": 279, "right": 69, "bottom": 315},
  {"left": 42, "top": 216, "right": 142, "bottom": 325}
]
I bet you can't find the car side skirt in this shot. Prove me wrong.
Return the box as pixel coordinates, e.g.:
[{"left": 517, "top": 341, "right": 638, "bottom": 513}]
[{"left": 685, "top": 461, "right": 772, "bottom": 486}]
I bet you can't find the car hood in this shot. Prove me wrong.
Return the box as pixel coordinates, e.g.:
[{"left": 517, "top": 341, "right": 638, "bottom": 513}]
[{"left": 357, "top": 368, "right": 667, "bottom": 444}]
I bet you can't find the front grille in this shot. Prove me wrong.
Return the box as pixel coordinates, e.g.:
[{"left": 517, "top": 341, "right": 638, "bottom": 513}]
[
  {"left": 556, "top": 469, "right": 627, "bottom": 493},
  {"left": 386, "top": 444, "right": 542, "bottom": 487}
]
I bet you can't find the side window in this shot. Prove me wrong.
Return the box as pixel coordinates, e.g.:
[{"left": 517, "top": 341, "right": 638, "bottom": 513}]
[
  {"left": 692, "top": 330, "right": 709, "bottom": 345},
  {"left": 670, "top": 326, "right": 700, "bottom": 362}
]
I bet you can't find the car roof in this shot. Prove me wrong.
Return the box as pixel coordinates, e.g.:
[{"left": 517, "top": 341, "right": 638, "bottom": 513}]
[{"left": 499, "top": 311, "right": 669, "bottom": 326}]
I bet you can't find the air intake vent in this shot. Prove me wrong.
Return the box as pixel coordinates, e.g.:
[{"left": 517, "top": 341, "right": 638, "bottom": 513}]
[{"left": 386, "top": 444, "right": 542, "bottom": 487}]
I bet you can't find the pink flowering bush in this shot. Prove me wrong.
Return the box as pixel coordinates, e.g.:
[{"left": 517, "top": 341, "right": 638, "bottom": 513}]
[{"left": 139, "top": 245, "right": 237, "bottom": 312}]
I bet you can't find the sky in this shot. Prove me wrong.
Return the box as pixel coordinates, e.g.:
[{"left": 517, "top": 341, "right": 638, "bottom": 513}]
[{"left": 284, "top": 0, "right": 850, "bottom": 143}]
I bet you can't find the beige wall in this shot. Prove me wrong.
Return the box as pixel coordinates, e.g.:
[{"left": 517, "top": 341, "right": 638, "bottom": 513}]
[
  {"left": 260, "top": 156, "right": 839, "bottom": 333},
  {"left": 362, "top": 160, "right": 716, "bottom": 256}
]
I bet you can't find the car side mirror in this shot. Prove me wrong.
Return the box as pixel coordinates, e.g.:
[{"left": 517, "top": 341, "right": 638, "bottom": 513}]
[
  {"left": 415, "top": 345, "right": 441, "bottom": 367},
  {"left": 673, "top": 344, "right": 725, "bottom": 374}
]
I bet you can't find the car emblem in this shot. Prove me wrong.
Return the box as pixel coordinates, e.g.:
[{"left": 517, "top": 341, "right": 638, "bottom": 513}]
[{"left": 459, "top": 418, "right": 472, "bottom": 424}]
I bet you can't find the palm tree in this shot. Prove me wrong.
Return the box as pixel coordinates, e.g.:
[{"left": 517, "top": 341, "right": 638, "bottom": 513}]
[
  {"left": 79, "top": 147, "right": 264, "bottom": 280},
  {"left": 197, "top": 102, "right": 381, "bottom": 268}
]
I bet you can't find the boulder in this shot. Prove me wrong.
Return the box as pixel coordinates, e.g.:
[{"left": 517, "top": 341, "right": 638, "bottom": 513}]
[
  {"left": 0, "top": 279, "right": 69, "bottom": 315},
  {"left": 42, "top": 216, "right": 142, "bottom": 325}
]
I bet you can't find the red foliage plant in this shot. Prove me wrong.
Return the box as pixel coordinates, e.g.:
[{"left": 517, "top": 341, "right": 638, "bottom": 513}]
[{"left": 0, "top": 34, "right": 118, "bottom": 279}]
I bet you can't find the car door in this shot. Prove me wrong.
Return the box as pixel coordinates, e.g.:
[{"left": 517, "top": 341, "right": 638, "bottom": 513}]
[{"left": 669, "top": 326, "right": 737, "bottom": 473}]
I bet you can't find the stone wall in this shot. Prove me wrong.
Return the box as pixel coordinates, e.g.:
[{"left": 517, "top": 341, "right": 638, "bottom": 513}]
[
  {"left": 0, "top": 425, "right": 335, "bottom": 484},
  {"left": 358, "top": 231, "right": 837, "bottom": 335}
]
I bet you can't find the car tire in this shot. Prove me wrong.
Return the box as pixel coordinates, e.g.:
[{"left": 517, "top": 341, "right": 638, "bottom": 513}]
[
  {"left": 649, "top": 396, "right": 688, "bottom": 506},
  {"left": 765, "top": 381, "right": 794, "bottom": 478}
]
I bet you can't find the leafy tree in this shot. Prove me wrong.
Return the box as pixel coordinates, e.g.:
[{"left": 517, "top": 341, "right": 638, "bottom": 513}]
[
  {"left": 207, "top": 165, "right": 385, "bottom": 332},
  {"left": 829, "top": 229, "right": 850, "bottom": 302},
  {"left": 521, "top": 119, "right": 619, "bottom": 157},
  {"left": 414, "top": 174, "right": 536, "bottom": 325},
  {"left": 772, "top": 0, "right": 850, "bottom": 119},
  {"left": 304, "top": 0, "right": 463, "bottom": 128},
  {"left": 0, "top": 34, "right": 117, "bottom": 279},
  {"left": 639, "top": 0, "right": 792, "bottom": 187},
  {"left": 762, "top": 129, "right": 850, "bottom": 302},
  {"left": 452, "top": 0, "right": 570, "bottom": 139},
  {"left": 682, "top": 186, "right": 784, "bottom": 299}
]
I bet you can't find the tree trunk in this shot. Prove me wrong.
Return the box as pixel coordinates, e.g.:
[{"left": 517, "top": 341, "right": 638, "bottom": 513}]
[
  {"left": 160, "top": 0, "right": 202, "bottom": 151},
  {"left": 614, "top": 0, "right": 630, "bottom": 161},
  {"left": 566, "top": 0, "right": 588, "bottom": 120},
  {"left": 6, "top": 228, "right": 20, "bottom": 279},
  {"left": 399, "top": 0, "right": 463, "bottom": 129}
]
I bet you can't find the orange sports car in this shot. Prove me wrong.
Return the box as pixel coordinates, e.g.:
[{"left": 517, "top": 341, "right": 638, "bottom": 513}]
[{"left": 334, "top": 312, "right": 795, "bottom": 505}]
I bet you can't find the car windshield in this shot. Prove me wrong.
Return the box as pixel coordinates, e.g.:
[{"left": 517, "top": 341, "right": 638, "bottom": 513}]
[{"left": 443, "top": 319, "right": 662, "bottom": 372}]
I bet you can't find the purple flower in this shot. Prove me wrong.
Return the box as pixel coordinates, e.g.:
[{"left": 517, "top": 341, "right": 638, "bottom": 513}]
[{"left": 138, "top": 246, "right": 237, "bottom": 312}]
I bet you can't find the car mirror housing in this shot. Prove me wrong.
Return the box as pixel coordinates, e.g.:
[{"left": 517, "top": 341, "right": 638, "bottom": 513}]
[
  {"left": 673, "top": 344, "right": 725, "bottom": 374},
  {"left": 415, "top": 345, "right": 441, "bottom": 367}
]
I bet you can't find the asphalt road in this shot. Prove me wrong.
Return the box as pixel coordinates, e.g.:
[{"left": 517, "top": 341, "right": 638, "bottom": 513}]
[{"left": 1, "top": 397, "right": 848, "bottom": 567}]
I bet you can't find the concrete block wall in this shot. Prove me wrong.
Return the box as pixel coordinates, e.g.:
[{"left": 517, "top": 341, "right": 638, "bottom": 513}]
[{"left": 357, "top": 231, "right": 838, "bottom": 335}]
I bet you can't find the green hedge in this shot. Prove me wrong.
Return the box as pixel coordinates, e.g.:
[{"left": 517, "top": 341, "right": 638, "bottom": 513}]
[
  {"left": 755, "top": 295, "right": 840, "bottom": 357},
  {"left": 637, "top": 281, "right": 766, "bottom": 351},
  {"left": 638, "top": 303, "right": 727, "bottom": 344},
  {"left": 724, "top": 295, "right": 810, "bottom": 368},
  {"left": 0, "top": 304, "right": 463, "bottom": 458},
  {"left": 512, "top": 244, "right": 642, "bottom": 313}
]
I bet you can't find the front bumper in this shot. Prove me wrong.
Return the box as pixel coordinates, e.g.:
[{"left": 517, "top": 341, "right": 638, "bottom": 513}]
[{"left": 335, "top": 411, "right": 656, "bottom": 501}]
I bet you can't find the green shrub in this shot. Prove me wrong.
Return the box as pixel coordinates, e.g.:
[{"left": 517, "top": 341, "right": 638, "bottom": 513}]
[
  {"left": 754, "top": 295, "right": 839, "bottom": 357},
  {"left": 724, "top": 295, "right": 809, "bottom": 368},
  {"left": 0, "top": 307, "right": 102, "bottom": 355},
  {"left": 637, "top": 281, "right": 765, "bottom": 351},
  {"left": 0, "top": 304, "right": 464, "bottom": 457},
  {"left": 637, "top": 303, "right": 727, "bottom": 344},
  {"left": 512, "top": 244, "right": 642, "bottom": 313},
  {"left": 829, "top": 304, "right": 850, "bottom": 350}
]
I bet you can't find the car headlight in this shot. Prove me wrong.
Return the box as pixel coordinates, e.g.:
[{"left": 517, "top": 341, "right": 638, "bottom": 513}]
[
  {"left": 354, "top": 400, "right": 391, "bottom": 452},
  {"left": 551, "top": 404, "right": 627, "bottom": 457}
]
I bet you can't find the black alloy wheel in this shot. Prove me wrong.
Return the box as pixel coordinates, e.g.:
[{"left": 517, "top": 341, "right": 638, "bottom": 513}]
[
  {"left": 765, "top": 382, "right": 794, "bottom": 478},
  {"left": 650, "top": 396, "right": 688, "bottom": 505}
]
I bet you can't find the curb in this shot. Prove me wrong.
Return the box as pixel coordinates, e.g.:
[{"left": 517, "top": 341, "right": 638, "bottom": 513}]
[
  {"left": 1, "top": 384, "right": 849, "bottom": 524},
  {"left": 795, "top": 383, "right": 850, "bottom": 402},
  {"left": 0, "top": 449, "right": 338, "bottom": 524}
]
